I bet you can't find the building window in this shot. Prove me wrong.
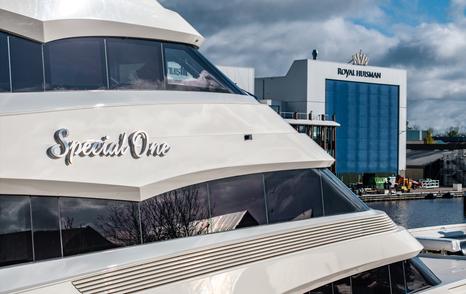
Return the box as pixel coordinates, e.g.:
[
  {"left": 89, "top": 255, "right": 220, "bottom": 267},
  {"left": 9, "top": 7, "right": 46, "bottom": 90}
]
[
  {"left": 9, "top": 36, "right": 44, "bottom": 92},
  {"left": 209, "top": 174, "right": 267, "bottom": 232},
  {"left": 265, "top": 169, "right": 323, "bottom": 223},
  {"left": 325, "top": 80, "right": 399, "bottom": 175},
  {"left": 31, "top": 197, "right": 61, "bottom": 261},
  {"left": 0, "top": 32, "right": 9, "bottom": 92},
  {"left": 106, "top": 38, "right": 164, "bottom": 90},
  {"left": 60, "top": 198, "right": 141, "bottom": 256},
  {"left": 0, "top": 195, "right": 33, "bottom": 267},
  {"left": 141, "top": 184, "right": 210, "bottom": 243},
  {"left": 163, "top": 43, "right": 236, "bottom": 93},
  {"left": 44, "top": 38, "right": 107, "bottom": 90}
]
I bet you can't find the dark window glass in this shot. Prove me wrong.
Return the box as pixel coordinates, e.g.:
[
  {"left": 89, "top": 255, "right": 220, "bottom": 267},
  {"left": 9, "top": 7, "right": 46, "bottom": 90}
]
[
  {"left": 107, "top": 38, "right": 164, "bottom": 90},
  {"left": 44, "top": 38, "right": 106, "bottom": 90},
  {"left": 141, "top": 184, "right": 209, "bottom": 243},
  {"left": 31, "top": 197, "right": 61, "bottom": 261},
  {"left": 0, "top": 196, "right": 33, "bottom": 267},
  {"left": 333, "top": 277, "right": 352, "bottom": 294},
  {"left": 308, "top": 283, "right": 333, "bottom": 294},
  {"left": 60, "top": 198, "right": 140, "bottom": 256},
  {"left": 351, "top": 265, "right": 390, "bottom": 294},
  {"left": 9, "top": 36, "right": 43, "bottom": 92},
  {"left": 389, "top": 262, "right": 406, "bottom": 294},
  {"left": 404, "top": 259, "right": 430, "bottom": 293},
  {"left": 209, "top": 174, "right": 267, "bottom": 232},
  {"left": 163, "top": 43, "right": 239, "bottom": 94},
  {"left": 265, "top": 169, "right": 323, "bottom": 223},
  {"left": 0, "top": 32, "right": 9, "bottom": 91},
  {"left": 320, "top": 169, "right": 367, "bottom": 216}
]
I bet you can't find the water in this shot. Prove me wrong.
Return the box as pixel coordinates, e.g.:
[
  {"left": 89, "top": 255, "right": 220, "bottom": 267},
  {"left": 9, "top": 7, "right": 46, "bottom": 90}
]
[{"left": 368, "top": 198, "right": 466, "bottom": 228}]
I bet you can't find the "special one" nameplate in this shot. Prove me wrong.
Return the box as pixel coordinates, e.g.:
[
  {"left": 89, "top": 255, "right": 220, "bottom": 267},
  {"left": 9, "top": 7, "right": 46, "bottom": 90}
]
[{"left": 47, "top": 128, "right": 170, "bottom": 165}]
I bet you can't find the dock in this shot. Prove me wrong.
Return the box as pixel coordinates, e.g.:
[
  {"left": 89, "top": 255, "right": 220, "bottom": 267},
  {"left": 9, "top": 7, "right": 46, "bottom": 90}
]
[{"left": 359, "top": 188, "right": 465, "bottom": 202}]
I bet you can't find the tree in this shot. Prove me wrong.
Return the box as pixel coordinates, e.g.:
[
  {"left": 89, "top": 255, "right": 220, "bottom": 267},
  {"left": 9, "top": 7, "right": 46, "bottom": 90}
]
[{"left": 446, "top": 127, "right": 460, "bottom": 138}]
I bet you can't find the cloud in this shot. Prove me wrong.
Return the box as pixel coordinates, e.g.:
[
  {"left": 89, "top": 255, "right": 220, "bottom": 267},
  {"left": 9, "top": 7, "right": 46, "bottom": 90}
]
[{"left": 162, "top": 0, "right": 466, "bottom": 132}]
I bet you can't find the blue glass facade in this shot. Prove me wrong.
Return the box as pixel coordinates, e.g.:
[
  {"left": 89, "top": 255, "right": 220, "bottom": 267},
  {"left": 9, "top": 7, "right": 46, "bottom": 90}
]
[{"left": 325, "top": 79, "right": 399, "bottom": 174}]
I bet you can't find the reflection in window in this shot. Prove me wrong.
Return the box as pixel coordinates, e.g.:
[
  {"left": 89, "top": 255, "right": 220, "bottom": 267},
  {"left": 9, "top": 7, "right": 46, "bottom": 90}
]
[
  {"left": 44, "top": 38, "right": 106, "bottom": 90},
  {"left": 107, "top": 38, "right": 164, "bottom": 90},
  {"left": 209, "top": 174, "right": 267, "bottom": 232},
  {"left": 351, "top": 265, "right": 390, "bottom": 293},
  {"left": 333, "top": 277, "right": 352, "bottom": 294},
  {"left": 60, "top": 198, "right": 141, "bottom": 256},
  {"left": 31, "top": 197, "right": 61, "bottom": 261},
  {"left": 141, "top": 184, "right": 209, "bottom": 243},
  {"left": 163, "top": 43, "right": 234, "bottom": 93},
  {"left": 404, "top": 259, "right": 430, "bottom": 292},
  {"left": 9, "top": 36, "right": 43, "bottom": 92},
  {"left": 265, "top": 169, "right": 323, "bottom": 223},
  {"left": 320, "top": 169, "right": 367, "bottom": 216},
  {"left": 0, "top": 32, "right": 9, "bottom": 92},
  {"left": 0, "top": 196, "right": 33, "bottom": 267},
  {"left": 389, "top": 262, "right": 406, "bottom": 294}
]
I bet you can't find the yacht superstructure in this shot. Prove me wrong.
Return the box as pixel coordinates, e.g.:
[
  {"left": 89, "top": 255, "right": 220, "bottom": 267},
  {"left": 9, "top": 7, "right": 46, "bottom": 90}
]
[{"left": 0, "top": 1, "right": 458, "bottom": 293}]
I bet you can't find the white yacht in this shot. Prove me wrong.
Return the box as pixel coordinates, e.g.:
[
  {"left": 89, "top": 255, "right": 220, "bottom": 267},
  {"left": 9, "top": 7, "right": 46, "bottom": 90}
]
[{"left": 0, "top": 1, "right": 463, "bottom": 293}]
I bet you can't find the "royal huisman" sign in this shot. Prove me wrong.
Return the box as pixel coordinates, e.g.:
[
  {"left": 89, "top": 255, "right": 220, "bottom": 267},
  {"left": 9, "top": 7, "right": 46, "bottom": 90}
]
[
  {"left": 337, "top": 68, "right": 382, "bottom": 79},
  {"left": 47, "top": 129, "right": 170, "bottom": 165}
]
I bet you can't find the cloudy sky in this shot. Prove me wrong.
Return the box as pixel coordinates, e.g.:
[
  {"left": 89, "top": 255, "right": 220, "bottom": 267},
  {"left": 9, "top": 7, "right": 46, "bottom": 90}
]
[{"left": 161, "top": 0, "right": 466, "bottom": 132}]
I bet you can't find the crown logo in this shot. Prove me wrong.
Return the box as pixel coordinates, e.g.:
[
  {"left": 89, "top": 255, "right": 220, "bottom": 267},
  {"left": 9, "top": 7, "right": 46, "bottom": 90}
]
[{"left": 350, "top": 49, "right": 369, "bottom": 66}]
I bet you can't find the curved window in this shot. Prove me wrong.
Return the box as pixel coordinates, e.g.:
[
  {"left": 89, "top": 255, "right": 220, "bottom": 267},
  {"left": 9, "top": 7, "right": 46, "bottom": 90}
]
[
  {"left": 0, "top": 32, "right": 9, "bottom": 92},
  {"left": 0, "top": 196, "right": 33, "bottom": 267},
  {"left": 44, "top": 38, "right": 107, "bottom": 90},
  {"left": 0, "top": 31, "right": 243, "bottom": 94},
  {"left": 0, "top": 168, "right": 367, "bottom": 267},
  {"left": 141, "top": 184, "right": 209, "bottom": 242},
  {"left": 9, "top": 36, "right": 43, "bottom": 92},
  {"left": 265, "top": 169, "right": 323, "bottom": 223},
  {"left": 306, "top": 258, "right": 440, "bottom": 294},
  {"left": 107, "top": 38, "right": 164, "bottom": 90},
  {"left": 163, "top": 43, "right": 239, "bottom": 93},
  {"left": 60, "top": 197, "right": 141, "bottom": 256}
]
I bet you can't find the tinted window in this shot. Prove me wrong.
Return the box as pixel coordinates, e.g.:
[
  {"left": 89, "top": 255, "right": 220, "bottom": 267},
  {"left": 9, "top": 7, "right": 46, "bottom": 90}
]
[
  {"left": 141, "top": 184, "right": 209, "bottom": 243},
  {"left": 320, "top": 169, "right": 367, "bottom": 216},
  {"left": 45, "top": 38, "right": 106, "bottom": 90},
  {"left": 209, "top": 174, "right": 267, "bottom": 232},
  {"left": 265, "top": 169, "right": 323, "bottom": 223},
  {"left": 404, "top": 259, "right": 430, "bottom": 292},
  {"left": 60, "top": 198, "right": 140, "bottom": 256},
  {"left": 163, "top": 43, "right": 236, "bottom": 93},
  {"left": 0, "top": 196, "right": 33, "bottom": 267},
  {"left": 351, "top": 265, "right": 390, "bottom": 293},
  {"left": 308, "top": 283, "right": 333, "bottom": 294},
  {"left": 0, "top": 32, "right": 9, "bottom": 92},
  {"left": 333, "top": 277, "right": 352, "bottom": 294},
  {"left": 107, "top": 38, "right": 164, "bottom": 89},
  {"left": 9, "top": 36, "right": 43, "bottom": 92},
  {"left": 389, "top": 262, "right": 406, "bottom": 294},
  {"left": 31, "top": 197, "right": 61, "bottom": 261}
]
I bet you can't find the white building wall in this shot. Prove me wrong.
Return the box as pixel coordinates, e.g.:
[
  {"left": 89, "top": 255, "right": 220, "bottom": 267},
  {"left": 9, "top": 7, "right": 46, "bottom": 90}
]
[
  {"left": 217, "top": 65, "right": 255, "bottom": 93},
  {"left": 255, "top": 59, "right": 407, "bottom": 174}
]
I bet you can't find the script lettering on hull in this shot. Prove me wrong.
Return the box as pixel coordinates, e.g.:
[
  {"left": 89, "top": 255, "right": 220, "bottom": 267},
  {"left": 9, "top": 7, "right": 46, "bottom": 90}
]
[{"left": 47, "top": 129, "right": 170, "bottom": 165}]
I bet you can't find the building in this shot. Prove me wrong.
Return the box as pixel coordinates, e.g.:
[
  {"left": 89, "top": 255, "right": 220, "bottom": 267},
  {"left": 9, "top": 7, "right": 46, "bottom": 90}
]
[
  {"left": 255, "top": 59, "right": 407, "bottom": 181},
  {"left": 217, "top": 65, "right": 255, "bottom": 93}
]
